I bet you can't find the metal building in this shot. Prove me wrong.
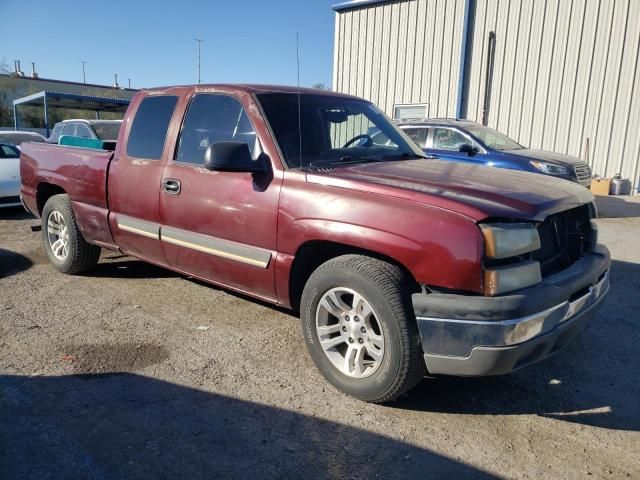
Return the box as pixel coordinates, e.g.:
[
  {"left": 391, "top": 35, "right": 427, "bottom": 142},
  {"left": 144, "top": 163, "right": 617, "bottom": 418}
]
[{"left": 332, "top": 0, "right": 640, "bottom": 190}]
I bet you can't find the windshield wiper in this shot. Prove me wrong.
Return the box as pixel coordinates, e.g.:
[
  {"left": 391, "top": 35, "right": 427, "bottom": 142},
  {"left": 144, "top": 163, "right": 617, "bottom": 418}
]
[
  {"left": 381, "top": 152, "right": 427, "bottom": 161},
  {"left": 306, "top": 156, "right": 383, "bottom": 169},
  {"left": 305, "top": 152, "right": 427, "bottom": 170}
]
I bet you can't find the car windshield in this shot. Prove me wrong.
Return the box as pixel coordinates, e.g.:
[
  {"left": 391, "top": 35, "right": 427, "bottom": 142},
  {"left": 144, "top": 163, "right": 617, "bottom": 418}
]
[
  {"left": 257, "top": 93, "right": 424, "bottom": 169},
  {"left": 464, "top": 124, "right": 524, "bottom": 151},
  {"left": 92, "top": 122, "right": 122, "bottom": 141}
]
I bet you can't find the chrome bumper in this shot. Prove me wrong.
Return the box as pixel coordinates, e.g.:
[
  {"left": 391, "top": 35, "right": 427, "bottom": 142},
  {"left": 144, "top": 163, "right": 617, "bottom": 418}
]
[{"left": 415, "top": 269, "right": 610, "bottom": 376}]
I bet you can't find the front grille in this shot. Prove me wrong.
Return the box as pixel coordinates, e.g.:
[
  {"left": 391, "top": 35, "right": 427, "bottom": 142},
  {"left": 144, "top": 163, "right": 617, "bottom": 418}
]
[
  {"left": 0, "top": 196, "right": 20, "bottom": 205},
  {"left": 532, "top": 204, "right": 595, "bottom": 276},
  {"left": 574, "top": 163, "right": 591, "bottom": 182}
]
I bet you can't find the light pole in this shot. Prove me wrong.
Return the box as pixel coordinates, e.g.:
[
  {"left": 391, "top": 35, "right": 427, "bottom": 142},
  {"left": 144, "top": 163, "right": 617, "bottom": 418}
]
[
  {"left": 194, "top": 38, "right": 203, "bottom": 84},
  {"left": 79, "top": 60, "right": 88, "bottom": 84}
]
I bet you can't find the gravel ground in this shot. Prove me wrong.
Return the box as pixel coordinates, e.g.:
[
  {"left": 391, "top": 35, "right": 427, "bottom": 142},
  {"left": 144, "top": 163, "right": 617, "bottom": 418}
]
[{"left": 1, "top": 204, "right": 639, "bottom": 479}]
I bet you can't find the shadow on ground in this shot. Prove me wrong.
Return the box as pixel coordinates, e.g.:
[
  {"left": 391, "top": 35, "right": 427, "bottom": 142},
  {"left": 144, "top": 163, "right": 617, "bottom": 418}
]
[
  {"left": 0, "top": 247, "right": 33, "bottom": 278},
  {"left": 595, "top": 195, "right": 640, "bottom": 218},
  {"left": 0, "top": 373, "right": 495, "bottom": 480},
  {"left": 398, "top": 259, "right": 640, "bottom": 432},
  {"left": 87, "top": 259, "right": 178, "bottom": 280},
  {"left": 76, "top": 253, "right": 640, "bottom": 433},
  {"left": 0, "top": 206, "right": 34, "bottom": 221}
]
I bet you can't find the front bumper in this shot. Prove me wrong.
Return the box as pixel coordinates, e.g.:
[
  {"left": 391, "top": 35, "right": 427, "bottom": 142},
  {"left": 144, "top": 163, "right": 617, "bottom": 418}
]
[{"left": 412, "top": 246, "right": 610, "bottom": 376}]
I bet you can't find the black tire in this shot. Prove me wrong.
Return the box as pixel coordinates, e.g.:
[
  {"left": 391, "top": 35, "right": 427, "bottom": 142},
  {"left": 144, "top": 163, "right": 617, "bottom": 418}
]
[
  {"left": 41, "top": 194, "right": 101, "bottom": 274},
  {"left": 300, "top": 254, "right": 425, "bottom": 403}
]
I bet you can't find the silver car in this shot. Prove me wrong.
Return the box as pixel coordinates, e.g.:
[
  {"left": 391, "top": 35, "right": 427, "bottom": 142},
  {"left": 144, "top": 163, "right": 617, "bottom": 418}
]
[{"left": 0, "top": 141, "right": 21, "bottom": 208}]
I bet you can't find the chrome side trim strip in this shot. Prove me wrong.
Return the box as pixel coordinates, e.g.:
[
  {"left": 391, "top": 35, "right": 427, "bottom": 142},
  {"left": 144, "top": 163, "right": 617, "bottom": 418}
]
[
  {"left": 116, "top": 215, "right": 159, "bottom": 240},
  {"left": 416, "top": 270, "right": 609, "bottom": 356},
  {"left": 161, "top": 226, "right": 271, "bottom": 269}
]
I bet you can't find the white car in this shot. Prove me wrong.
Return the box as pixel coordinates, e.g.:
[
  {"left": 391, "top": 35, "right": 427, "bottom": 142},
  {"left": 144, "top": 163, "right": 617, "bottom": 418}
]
[
  {"left": 0, "top": 131, "right": 46, "bottom": 148},
  {"left": 0, "top": 141, "right": 22, "bottom": 208}
]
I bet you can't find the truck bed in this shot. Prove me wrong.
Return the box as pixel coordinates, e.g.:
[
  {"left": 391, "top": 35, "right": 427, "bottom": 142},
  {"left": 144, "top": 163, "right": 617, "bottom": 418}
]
[{"left": 20, "top": 142, "right": 116, "bottom": 248}]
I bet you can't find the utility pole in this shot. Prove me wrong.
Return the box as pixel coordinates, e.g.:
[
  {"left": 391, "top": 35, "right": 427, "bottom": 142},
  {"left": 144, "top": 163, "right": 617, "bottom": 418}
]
[
  {"left": 79, "top": 60, "right": 88, "bottom": 84},
  {"left": 194, "top": 38, "right": 203, "bottom": 84}
]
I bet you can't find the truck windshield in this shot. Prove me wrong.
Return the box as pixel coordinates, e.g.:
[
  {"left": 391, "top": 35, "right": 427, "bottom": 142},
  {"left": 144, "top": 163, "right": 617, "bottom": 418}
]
[
  {"left": 92, "top": 122, "right": 122, "bottom": 141},
  {"left": 257, "top": 93, "right": 425, "bottom": 169},
  {"left": 464, "top": 124, "right": 524, "bottom": 151}
]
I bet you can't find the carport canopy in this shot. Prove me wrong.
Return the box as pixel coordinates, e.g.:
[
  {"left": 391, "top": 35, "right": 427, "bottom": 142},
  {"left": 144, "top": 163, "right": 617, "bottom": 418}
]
[{"left": 12, "top": 90, "right": 131, "bottom": 137}]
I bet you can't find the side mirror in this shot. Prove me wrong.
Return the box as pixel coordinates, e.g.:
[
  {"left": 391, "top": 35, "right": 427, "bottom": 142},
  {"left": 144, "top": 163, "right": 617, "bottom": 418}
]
[
  {"left": 203, "top": 141, "right": 269, "bottom": 173},
  {"left": 459, "top": 143, "right": 478, "bottom": 156}
]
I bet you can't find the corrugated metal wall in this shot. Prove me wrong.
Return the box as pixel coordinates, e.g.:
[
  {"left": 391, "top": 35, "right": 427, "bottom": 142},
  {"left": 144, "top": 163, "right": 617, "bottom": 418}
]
[
  {"left": 333, "top": 0, "right": 466, "bottom": 118},
  {"left": 466, "top": 0, "right": 640, "bottom": 186},
  {"left": 334, "top": 0, "right": 640, "bottom": 189}
]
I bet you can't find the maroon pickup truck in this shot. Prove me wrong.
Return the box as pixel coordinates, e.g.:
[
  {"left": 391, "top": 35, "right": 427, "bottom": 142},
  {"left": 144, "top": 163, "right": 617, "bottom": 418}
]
[{"left": 20, "top": 85, "right": 610, "bottom": 402}]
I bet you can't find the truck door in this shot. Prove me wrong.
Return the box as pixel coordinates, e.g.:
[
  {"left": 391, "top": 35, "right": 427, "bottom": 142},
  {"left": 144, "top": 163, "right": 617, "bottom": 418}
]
[
  {"left": 108, "top": 94, "right": 179, "bottom": 265},
  {"left": 159, "top": 92, "right": 281, "bottom": 301}
]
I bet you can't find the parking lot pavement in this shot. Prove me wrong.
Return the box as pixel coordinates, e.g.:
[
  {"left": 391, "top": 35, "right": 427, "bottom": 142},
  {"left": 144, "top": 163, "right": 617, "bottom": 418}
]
[{"left": 1, "top": 205, "right": 639, "bottom": 479}]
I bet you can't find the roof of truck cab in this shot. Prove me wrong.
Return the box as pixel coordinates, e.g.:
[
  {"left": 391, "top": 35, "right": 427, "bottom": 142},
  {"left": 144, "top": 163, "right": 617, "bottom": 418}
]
[{"left": 143, "top": 84, "right": 362, "bottom": 99}]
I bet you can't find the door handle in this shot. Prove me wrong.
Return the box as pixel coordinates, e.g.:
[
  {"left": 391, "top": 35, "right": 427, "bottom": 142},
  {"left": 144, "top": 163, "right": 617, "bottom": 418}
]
[{"left": 162, "top": 178, "right": 181, "bottom": 195}]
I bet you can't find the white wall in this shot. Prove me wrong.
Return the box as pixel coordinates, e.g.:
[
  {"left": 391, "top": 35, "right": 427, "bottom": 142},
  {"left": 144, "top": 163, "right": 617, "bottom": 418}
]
[{"left": 334, "top": 0, "right": 640, "bottom": 189}]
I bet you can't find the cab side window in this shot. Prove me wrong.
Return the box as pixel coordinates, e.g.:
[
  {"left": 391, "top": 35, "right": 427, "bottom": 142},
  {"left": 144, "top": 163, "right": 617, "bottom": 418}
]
[
  {"left": 126, "top": 95, "right": 178, "bottom": 160},
  {"left": 432, "top": 128, "right": 468, "bottom": 150},
  {"left": 175, "top": 94, "right": 257, "bottom": 165}
]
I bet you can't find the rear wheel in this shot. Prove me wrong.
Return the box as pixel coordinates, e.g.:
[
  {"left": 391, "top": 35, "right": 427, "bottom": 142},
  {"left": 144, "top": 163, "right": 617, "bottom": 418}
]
[
  {"left": 42, "top": 194, "right": 100, "bottom": 274},
  {"left": 300, "top": 255, "right": 425, "bottom": 403}
]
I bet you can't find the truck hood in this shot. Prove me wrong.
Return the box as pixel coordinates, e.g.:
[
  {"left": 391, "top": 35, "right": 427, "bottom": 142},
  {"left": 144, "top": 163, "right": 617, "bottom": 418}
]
[
  {"left": 506, "top": 148, "right": 585, "bottom": 166},
  {"left": 309, "top": 159, "right": 594, "bottom": 221}
]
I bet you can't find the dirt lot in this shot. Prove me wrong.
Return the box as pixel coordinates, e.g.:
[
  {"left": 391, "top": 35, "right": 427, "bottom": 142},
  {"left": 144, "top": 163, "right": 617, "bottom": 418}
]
[{"left": 1, "top": 200, "right": 639, "bottom": 479}]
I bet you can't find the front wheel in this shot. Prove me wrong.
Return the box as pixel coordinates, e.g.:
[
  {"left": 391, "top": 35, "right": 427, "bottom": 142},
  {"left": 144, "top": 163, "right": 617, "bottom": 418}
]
[
  {"left": 42, "top": 194, "right": 101, "bottom": 274},
  {"left": 300, "top": 255, "right": 425, "bottom": 403}
]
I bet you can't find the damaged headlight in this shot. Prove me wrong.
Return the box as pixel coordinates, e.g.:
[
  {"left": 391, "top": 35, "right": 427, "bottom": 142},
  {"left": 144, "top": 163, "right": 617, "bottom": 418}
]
[
  {"left": 480, "top": 223, "right": 541, "bottom": 259},
  {"left": 481, "top": 223, "right": 542, "bottom": 295}
]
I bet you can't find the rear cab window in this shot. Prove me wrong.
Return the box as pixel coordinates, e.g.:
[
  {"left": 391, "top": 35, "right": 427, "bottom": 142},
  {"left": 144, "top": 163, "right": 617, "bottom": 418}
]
[{"left": 126, "top": 95, "right": 178, "bottom": 159}]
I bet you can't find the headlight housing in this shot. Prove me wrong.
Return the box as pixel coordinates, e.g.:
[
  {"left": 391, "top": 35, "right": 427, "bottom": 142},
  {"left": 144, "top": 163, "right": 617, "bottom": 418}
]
[
  {"left": 481, "top": 223, "right": 542, "bottom": 295},
  {"left": 484, "top": 261, "right": 542, "bottom": 296},
  {"left": 481, "top": 223, "right": 541, "bottom": 259},
  {"left": 530, "top": 160, "right": 571, "bottom": 175}
]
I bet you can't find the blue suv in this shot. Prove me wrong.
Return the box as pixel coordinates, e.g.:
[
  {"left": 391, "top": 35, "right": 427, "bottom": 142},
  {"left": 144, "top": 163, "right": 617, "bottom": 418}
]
[{"left": 371, "top": 119, "right": 591, "bottom": 188}]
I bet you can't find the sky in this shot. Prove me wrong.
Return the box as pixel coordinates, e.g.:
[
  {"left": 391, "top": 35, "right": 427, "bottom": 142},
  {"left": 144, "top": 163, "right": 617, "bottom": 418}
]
[{"left": 0, "top": 0, "right": 339, "bottom": 89}]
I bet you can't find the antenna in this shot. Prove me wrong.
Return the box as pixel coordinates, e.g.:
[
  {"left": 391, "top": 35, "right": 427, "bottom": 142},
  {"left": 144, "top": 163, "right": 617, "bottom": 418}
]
[
  {"left": 79, "top": 60, "right": 88, "bottom": 84},
  {"left": 296, "top": 32, "right": 303, "bottom": 169},
  {"left": 194, "top": 38, "right": 203, "bottom": 84}
]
